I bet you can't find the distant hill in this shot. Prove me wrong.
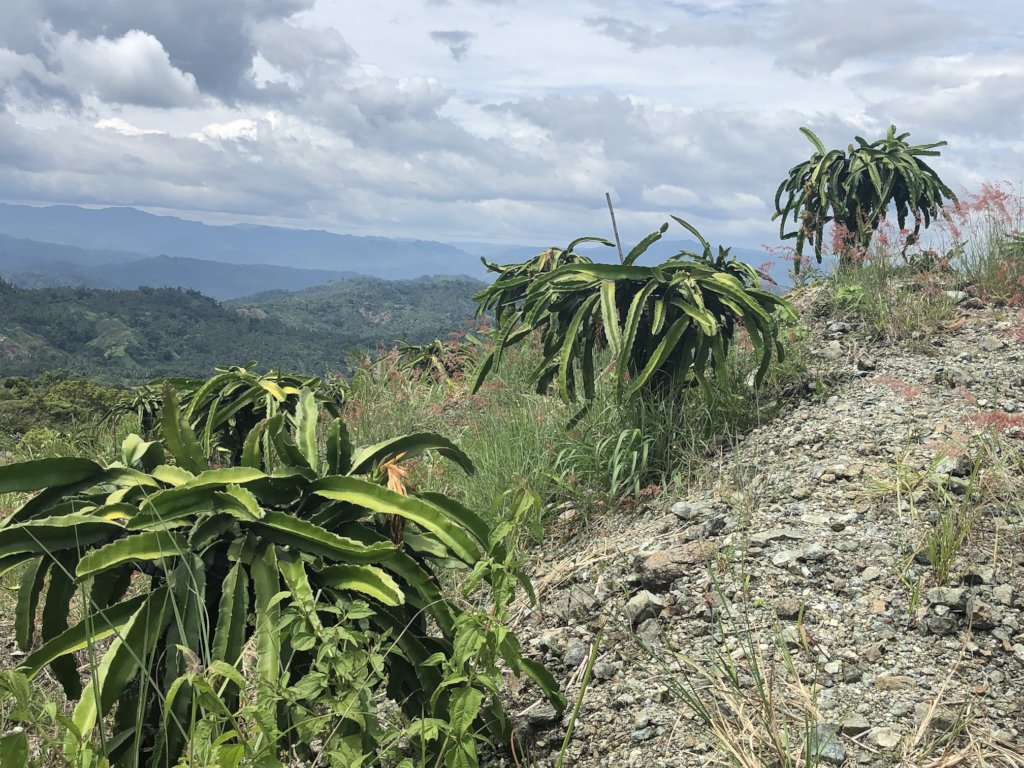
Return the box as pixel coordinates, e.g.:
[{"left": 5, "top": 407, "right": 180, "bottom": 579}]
[
  {"left": 229, "top": 275, "right": 485, "bottom": 340},
  {"left": 0, "top": 204, "right": 490, "bottom": 279},
  {"left": 0, "top": 276, "right": 483, "bottom": 383},
  {"left": 0, "top": 235, "right": 361, "bottom": 300}
]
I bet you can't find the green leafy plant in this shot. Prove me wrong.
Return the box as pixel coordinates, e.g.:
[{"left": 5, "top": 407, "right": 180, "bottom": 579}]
[
  {"left": 0, "top": 377, "right": 561, "bottom": 767},
  {"left": 773, "top": 125, "right": 957, "bottom": 265},
  {"left": 473, "top": 218, "right": 794, "bottom": 409},
  {"left": 396, "top": 336, "right": 481, "bottom": 382},
  {"left": 475, "top": 244, "right": 605, "bottom": 329},
  {"left": 107, "top": 363, "right": 346, "bottom": 463}
]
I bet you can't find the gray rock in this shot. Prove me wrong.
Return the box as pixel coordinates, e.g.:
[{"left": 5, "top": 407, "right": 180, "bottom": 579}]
[
  {"left": 841, "top": 714, "right": 871, "bottom": 736},
  {"left": 875, "top": 674, "right": 916, "bottom": 691},
  {"left": 980, "top": 335, "right": 1006, "bottom": 352},
  {"left": 670, "top": 501, "right": 707, "bottom": 520},
  {"left": 914, "top": 703, "right": 960, "bottom": 735},
  {"left": 871, "top": 727, "right": 903, "bottom": 749},
  {"left": 637, "top": 542, "right": 718, "bottom": 591},
  {"left": 772, "top": 549, "right": 800, "bottom": 566},
  {"left": 811, "top": 725, "right": 846, "bottom": 766},
  {"left": 966, "top": 597, "right": 997, "bottom": 630},
  {"left": 945, "top": 290, "right": 969, "bottom": 304},
  {"left": 514, "top": 705, "right": 562, "bottom": 730},
  {"left": 750, "top": 527, "right": 806, "bottom": 545},
  {"left": 992, "top": 584, "right": 1014, "bottom": 606},
  {"left": 631, "top": 726, "right": 656, "bottom": 742},
  {"left": 926, "top": 587, "right": 966, "bottom": 609},
  {"left": 861, "top": 566, "right": 882, "bottom": 581},
  {"left": 924, "top": 616, "right": 960, "bottom": 636},
  {"left": 593, "top": 660, "right": 617, "bottom": 680},
  {"left": 774, "top": 598, "right": 803, "bottom": 619},
  {"left": 798, "top": 542, "right": 831, "bottom": 562},
  {"left": 563, "top": 642, "right": 589, "bottom": 668},
  {"left": 625, "top": 590, "right": 665, "bottom": 627},
  {"left": 635, "top": 618, "right": 661, "bottom": 650},
  {"left": 963, "top": 566, "right": 995, "bottom": 585}
]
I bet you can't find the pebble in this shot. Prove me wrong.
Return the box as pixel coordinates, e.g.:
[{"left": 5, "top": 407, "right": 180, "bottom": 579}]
[{"left": 870, "top": 727, "right": 903, "bottom": 749}]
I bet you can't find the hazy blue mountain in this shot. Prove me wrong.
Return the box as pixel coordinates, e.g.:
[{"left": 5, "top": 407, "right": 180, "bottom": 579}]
[
  {"left": 0, "top": 204, "right": 785, "bottom": 288},
  {"left": 0, "top": 204, "right": 488, "bottom": 279},
  {"left": 0, "top": 233, "right": 142, "bottom": 267},
  {"left": 0, "top": 236, "right": 362, "bottom": 299}
]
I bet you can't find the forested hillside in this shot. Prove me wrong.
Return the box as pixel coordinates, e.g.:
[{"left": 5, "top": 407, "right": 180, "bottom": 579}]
[{"left": 0, "top": 275, "right": 483, "bottom": 382}]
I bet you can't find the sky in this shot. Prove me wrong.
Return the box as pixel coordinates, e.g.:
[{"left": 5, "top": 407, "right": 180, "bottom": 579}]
[{"left": 0, "top": 0, "right": 1021, "bottom": 250}]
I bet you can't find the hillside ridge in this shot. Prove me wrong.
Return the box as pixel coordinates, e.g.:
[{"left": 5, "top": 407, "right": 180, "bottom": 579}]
[{"left": 507, "top": 290, "right": 1024, "bottom": 765}]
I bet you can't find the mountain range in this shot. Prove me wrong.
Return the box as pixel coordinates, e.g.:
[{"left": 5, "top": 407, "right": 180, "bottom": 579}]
[{"left": 0, "top": 203, "right": 782, "bottom": 299}]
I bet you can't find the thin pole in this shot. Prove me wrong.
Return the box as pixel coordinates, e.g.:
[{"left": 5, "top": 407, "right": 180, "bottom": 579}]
[{"left": 605, "top": 192, "right": 625, "bottom": 263}]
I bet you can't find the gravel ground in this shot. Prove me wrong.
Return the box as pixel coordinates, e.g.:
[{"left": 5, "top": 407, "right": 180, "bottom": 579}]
[{"left": 502, "top": 293, "right": 1024, "bottom": 767}]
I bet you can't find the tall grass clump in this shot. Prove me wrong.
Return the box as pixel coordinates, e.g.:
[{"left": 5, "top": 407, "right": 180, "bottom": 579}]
[
  {"left": 943, "top": 181, "right": 1024, "bottom": 305},
  {"left": 809, "top": 181, "right": 1024, "bottom": 341}
]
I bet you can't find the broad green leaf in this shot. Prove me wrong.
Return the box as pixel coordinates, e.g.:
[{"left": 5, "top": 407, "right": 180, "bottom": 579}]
[
  {"left": 41, "top": 550, "right": 82, "bottom": 699},
  {"left": 247, "top": 510, "right": 395, "bottom": 564},
  {"left": 251, "top": 544, "right": 281, "bottom": 725},
  {"left": 132, "top": 485, "right": 216, "bottom": 527},
  {"left": 214, "top": 484, "right": 265, "bottom": 520},
  {"left": 448, "top": 686, "right": 485, "bottom": 735},
  {"left": 557, "top": 294, "right": 599, "bottom": 402},
  {"left": 212, "top": 561, "right": 249, "bottom": 665},
  {"left": 277, "top": 553, "right": 322, "bottom": 631},
  {"left": 15, "top": 557, "right": 47, "bottom": 651},
  {"left": 18, "top": 594, "right": 146, "bottom": 678},
  {"left": 77, "top": 531, "right": 188, "bottom": 578},
  {"left": 267, "top": 414, "right": 308, "bottom": 469},
  {"left": 599, "top": 281, "right": 622, "bottom": 358},
  {"left": 313, "top": 477, "right": 480, "bottom": 563},
  {"left": 89, "top": 562, "right": 132, "bottom": 611},
  {"left": 71, "top": 588, "right": 171, "bottom": 738},
  {"left": 623, "top": 315, "right": 692, "bottom": 402},
  {"left": 623, "top": 222, "right": 668, "bottom": 266},
  {"left": 293, "top": 387, "right": 319, "bottom": 470},
  {"left": 0, "top": 731, "right": 28, "bottom": 768},
  {"left": 150, "top": 464, "right": 195, "bottom": 487},
  {"left": 0, "top": 457, "right": 102, "bottom": 494},
  {"left": 241, "top": 418, "right": 268, "bottom": 469},
  {"left": 349, "top": 433, "right": 474, "bottom": 476},
  {"left": 0, "top": 516, "right": 121, "bottom": 558},
  {"left": 160, "top": 383, "right": 206, "bottom": 474},
  {"left": 521, "top": 657, "right": 567, "bottom": 711},
  {"left": 326, "top": 418, "right": 352, "bottom": 475},
  {"left": 183, "top": 467, "right": 266, "bottom": 488},
  {"left": 318, "top": 563, "right": 405, "bottom": 606}
]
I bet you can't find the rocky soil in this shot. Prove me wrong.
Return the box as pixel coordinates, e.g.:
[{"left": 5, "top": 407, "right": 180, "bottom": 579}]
[{"left": 503, "top": 291, "right": 1024, "bottom": 767}]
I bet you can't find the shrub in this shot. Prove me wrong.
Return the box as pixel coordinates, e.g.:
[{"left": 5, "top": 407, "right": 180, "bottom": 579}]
[
  {"left": 473, "top": 218, "right": 794, "bottom": 412},
  {"left": 0, "top": 378, "right": 561, "bottom": 767},
  {"left": 773, "top": 125, "right": 957, "bottom": 267}
]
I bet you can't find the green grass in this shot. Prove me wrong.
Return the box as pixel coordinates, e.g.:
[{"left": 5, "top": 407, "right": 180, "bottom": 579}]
[{"left": 343, "top": 322, "right": 810, "bottom": 528}]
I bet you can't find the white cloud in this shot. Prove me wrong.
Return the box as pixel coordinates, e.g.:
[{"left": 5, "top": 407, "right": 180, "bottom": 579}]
[
  {"left": 0, "top": 0, "right": 1020, "bottom": 249},
  {"left": 47, "top": 28, "right": 201, "bottom": 107},
  {"left": 95, "top": 117, "right": 164, "bottom": 136}
]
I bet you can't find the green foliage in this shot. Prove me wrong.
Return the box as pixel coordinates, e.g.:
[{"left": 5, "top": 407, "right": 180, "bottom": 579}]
[
  {"left": 108, "top": 363, "right": 346, "bottom": 461},
  {"left": 475, "top": 242, "right": 607, "bottom": 328},
  {"left": 773, "top": 125, "right": 957, "bottom": 265},
  {"left": 0, "top": 374, "right": 125, "bottom": 453},
  {"left": 0, "top": 277, "right": 482, "bottom": 383},
  {"left": 396, "top": 336, "right": 481, "bottom": 382},
  {"left": 473, "top": 218, "right": 794, "bottom": 407},
  {"left": 0, "top": 376, "right": 561, "bottom": 767}
]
